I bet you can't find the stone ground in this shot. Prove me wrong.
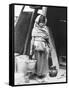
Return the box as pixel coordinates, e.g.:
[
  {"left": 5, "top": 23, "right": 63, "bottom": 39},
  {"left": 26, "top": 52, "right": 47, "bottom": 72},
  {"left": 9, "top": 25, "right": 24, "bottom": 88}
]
[{"left": 15, "top": 68, "right": 66, "bottom": 85}]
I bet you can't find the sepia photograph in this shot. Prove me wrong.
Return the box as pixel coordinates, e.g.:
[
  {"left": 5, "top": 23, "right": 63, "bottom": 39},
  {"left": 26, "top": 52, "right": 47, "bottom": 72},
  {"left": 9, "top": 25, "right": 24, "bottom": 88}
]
[{"left": 10, "top": 4, "right": 67, "bottom": 85}]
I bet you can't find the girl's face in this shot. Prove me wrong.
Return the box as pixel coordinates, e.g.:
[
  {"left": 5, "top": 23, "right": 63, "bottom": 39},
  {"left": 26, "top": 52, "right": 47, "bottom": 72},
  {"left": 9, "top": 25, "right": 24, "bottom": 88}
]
[{"left": 39, "top": 23, "right": 45, "bottom": 27}]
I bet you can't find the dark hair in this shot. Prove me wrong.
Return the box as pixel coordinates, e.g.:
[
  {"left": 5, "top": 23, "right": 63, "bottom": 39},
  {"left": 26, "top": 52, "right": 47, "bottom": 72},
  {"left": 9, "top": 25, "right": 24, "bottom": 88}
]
[{"left": 38, "top": 15, "right": 46, "bottom": 24}]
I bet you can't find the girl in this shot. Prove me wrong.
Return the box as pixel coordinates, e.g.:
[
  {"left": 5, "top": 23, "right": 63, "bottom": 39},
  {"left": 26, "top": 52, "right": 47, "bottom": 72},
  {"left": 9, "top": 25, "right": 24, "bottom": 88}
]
[{"left": 30, "top": 14, "right": 51, "bottom": 79}]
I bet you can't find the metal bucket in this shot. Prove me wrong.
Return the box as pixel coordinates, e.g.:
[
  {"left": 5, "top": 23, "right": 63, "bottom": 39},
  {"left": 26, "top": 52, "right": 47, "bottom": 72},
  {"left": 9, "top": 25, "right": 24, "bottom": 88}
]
[{"left": 26, "top": 60, "right": 37, "bottom": 72}]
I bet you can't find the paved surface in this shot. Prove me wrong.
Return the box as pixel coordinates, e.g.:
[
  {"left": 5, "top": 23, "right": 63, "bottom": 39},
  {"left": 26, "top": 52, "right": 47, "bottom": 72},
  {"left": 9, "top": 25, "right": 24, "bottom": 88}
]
[{"left": 15, "top": 69, "right": 66, "bottom": 85}]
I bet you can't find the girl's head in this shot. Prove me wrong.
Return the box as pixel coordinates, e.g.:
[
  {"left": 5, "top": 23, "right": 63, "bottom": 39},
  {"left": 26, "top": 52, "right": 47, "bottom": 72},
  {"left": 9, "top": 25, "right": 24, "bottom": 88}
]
[{"left": 35, "top": 15, "right": 47, "bottom": 27}]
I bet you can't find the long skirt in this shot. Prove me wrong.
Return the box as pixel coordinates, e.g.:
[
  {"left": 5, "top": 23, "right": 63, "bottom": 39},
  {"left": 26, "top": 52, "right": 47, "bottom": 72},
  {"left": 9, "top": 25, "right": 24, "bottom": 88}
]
[{"left": 34, "top": 49, "right": 49, "bottom": 76}]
